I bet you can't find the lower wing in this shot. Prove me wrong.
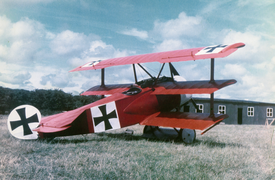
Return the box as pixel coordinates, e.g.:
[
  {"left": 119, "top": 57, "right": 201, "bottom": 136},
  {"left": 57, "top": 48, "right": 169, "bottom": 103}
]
[{"left": 140, "top": 112, "right": 228, "bottom": 135}]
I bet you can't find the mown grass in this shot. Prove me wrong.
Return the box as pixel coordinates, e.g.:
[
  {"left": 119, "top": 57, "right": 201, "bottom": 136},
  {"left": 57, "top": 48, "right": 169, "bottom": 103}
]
[{"left": 1, "top": 114, "right": 275, "bottom": 179}]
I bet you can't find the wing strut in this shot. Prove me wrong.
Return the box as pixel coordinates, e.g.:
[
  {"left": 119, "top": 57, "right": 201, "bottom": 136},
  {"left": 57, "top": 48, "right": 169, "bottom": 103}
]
[
  {"left": 100, "top": 68, "right": 106, "bottom": 98},
  {"left": 101, "top": 68, "right": 105, "bottom": 87},
  {"left": 190, "top": 98, "right": 200, "bottom": 113},
  {"left": 132, "top": 64, "right": 138, "bottom": 83},
  {"left": 137, "top": 63, "right": 154, "bottom": 79},
  {"left": 210, "top": 58, "right": 215, "bottom": 117},
  {"left": 169, "top": 62, "right": 180, "bottom": 82},
  {"left": 210, "top": 58, "right": 215, "bottom": 83},
  {"left": 153, "top": 63, "right": 166, "bottom": 86}
]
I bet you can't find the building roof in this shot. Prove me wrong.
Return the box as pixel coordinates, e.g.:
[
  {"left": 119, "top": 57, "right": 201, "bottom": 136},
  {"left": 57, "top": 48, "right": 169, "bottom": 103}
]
[{"left": 193, "top": 98, "right": 275, "bottom": 106}]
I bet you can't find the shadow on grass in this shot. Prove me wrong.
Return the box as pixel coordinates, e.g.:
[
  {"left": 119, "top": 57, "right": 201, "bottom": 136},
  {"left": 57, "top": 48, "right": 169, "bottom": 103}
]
[
  {"left": 192, "top": 139, "right": 245, "bottom": 148},
  {"left": 41, "top": 132, "right": 145, "bottom": 144},
  {"left": 41, "top": 132, "right": 244, "bottom": 149}
]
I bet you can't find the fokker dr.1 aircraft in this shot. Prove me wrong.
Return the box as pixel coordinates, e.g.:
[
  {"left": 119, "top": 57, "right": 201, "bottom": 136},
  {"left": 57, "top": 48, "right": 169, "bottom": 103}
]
[{"left": 7, "top": 42, "right": 245, "bottom": 143}]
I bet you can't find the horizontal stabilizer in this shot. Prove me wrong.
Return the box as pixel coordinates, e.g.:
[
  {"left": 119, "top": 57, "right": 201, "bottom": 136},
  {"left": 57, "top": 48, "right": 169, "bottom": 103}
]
[
  {"left": 34, "top": 126, "right": 70, "bottom": 133},
  {"left": 140, "top": 112, "right": 228, "bottom": 134},
  {"left": 81, "top": 84, "right": 132, "bottom": 95},
  {"left": 153, "top": 79, "right": 236, "bottom": 94}
]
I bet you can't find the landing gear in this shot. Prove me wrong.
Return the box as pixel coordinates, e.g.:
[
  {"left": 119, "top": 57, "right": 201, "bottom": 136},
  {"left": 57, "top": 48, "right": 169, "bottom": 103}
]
[
  {"left": 143, "top": 126, "right": 196, "bottom": 144},
  {"left": 143, "top": 126, "right": 157, "bottom": 138},
  {"left": 143, "top": 125, "right": 156, "bottom": 134},
  {"left": 180, "top": 129, "right": 196, "bottom": 144}
]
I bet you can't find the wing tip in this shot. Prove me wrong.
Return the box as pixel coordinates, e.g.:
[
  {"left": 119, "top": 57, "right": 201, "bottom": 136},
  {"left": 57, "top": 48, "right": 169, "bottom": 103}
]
[
  {"left": 221, "top": 42, "right": 245, "bottom": 53},
  {"left": 235, "top": 42, "right": 245, "bottom": 48}
]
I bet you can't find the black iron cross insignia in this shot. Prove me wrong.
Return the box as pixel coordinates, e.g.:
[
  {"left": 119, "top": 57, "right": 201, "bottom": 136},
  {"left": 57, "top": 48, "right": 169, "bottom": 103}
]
[
  {"left": 93, "top": 105, "right": 117, "bottom": 131},
  {"left": 88, "top": 60, "right": 102, "bottom": 66},
  {"left": 204, "top": 44, "right": 227, "bottom": 53},
  {"left": 10, "top": 107, "right": 39, "bottom": 136}
]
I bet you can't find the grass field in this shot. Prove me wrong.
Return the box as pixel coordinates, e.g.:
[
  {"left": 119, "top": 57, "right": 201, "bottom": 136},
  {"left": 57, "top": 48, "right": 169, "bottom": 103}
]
[{"left": 1, "top": 114, "right": 275, "bottom": 179}]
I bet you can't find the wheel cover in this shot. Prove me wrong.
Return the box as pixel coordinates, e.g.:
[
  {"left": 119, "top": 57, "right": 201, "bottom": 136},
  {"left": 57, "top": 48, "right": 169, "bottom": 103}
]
[{"left": 181, "top": 129, "right": 196, "bottom": 144}]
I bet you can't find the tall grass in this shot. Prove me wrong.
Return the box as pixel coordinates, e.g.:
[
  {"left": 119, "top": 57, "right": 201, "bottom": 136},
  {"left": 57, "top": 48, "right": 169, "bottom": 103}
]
[{"left": 1, "top": 114, "right": 275, "bottom": 179}]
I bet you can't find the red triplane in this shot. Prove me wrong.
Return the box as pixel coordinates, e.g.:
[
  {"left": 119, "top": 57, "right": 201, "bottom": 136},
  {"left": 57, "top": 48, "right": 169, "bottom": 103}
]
[{"left": 7, "top": 43, "right": 245, "bottom": 143}]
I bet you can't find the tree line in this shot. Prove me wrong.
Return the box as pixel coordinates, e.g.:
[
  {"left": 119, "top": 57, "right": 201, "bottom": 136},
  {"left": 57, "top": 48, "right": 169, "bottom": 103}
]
[{"left": 0, "top": 86, "right": 100, "bottom": 115}]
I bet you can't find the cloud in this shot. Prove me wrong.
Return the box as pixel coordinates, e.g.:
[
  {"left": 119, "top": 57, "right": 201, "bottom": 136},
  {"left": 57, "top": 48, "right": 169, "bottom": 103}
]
[
  {"left": 150, "top": 12, "right": 203, "bottom": 52},
  {"left": 0, "top": 15, "right": 131, "bottom": 94},
  {"left": 0, "top": 15, "right": 11, "bottom": 37},
  {"left": 40, "top": 73, "right": 76, "bottom": 88},
  {"left": 153, "top": 39, "right": 189, "bottom": 52},
  {"left": 220, "top": 64, "right": 247, "bottom": 78},
  {"left": 51, "top": 30, "right": 130, "bottom": 70},
  {"left": 70, "top": 40, "right": 130, "bottom": 68},
  {"left": 222, "top": 30, "right": 261, "bottom": 55},
  {"left": 200, "top": 1, "right": 224, "bottom": 15},
  {"left": 10, "top": 18, "right": 45, "bottom": 40},
  {"left": 120, "top": 28, "right": 148, "bottom": 40},
  {"left": 0, "top": 3, "right": 274, "bottom": 103},
  {"left": 216, "top": 26, "right": 275, "bottom": 102},
  {"left": 153, "top": 12, "right": 202, "bottom": 40},
  {"left": 237, "top": 0, "right": 274, "bottom": 7},
  {"left": 118, "top": 12, "right": 203, "bottom": 52},
  {"left": 83, "top": 40, "right": 124, "bottom": 58},
  {"left": 0, "top": 16, "right": 46, "bottom": 42},
  {"left": 0, "top": 71, "right": 31, "bottom": 85},
  {"left": 0, "top": 16, "right": 48, "bottom": 64},
  {"left": 50, "top": 30, "right": 99, "bottom": 55}
]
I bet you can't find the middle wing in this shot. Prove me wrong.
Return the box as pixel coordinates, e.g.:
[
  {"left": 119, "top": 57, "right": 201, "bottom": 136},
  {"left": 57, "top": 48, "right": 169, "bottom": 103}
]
[
  {"left": 81, "top": 79, "right": 236, "bottom": 96},
  {"left": 153, "top": 79, "right": 236, "bottom": 94},
  {"left": 81, "top": 84, "right": 132, "bottom": 95}
]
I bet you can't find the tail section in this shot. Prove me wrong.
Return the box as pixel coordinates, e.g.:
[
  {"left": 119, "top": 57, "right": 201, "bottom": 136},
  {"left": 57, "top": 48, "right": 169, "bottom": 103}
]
[{"left": 7, "top": 105, "right": 41, "bottom": 140}]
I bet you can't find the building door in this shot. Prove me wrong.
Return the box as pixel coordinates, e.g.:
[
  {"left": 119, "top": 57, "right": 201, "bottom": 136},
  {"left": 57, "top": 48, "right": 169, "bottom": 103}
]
[
  {"left": 238, "top": 108, "right": 243, "bottom": 125},
  {"left": 184, "top": 106, "right": 190, "bottom": 112}
]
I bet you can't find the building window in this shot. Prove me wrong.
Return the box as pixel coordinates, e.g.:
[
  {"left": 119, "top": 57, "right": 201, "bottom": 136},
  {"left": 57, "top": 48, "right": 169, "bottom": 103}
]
[
  {"left": 195, "top": 104, "right": 204, "bottom": 113},
  {"left": 247, "top": 107, "right": 254, "bottom": 117},
  {"left": 218, "top": 105, "right": 226, "bottom": 114},
  {"left": 267, "top": 108, "right": 273, "bottom": 117}
]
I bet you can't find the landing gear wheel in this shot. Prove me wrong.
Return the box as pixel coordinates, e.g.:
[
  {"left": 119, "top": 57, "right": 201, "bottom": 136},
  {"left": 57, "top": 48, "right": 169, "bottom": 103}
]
[
  {"left": 180, "top": 129, "right": 196, "bottom": 144},
  {"left": 143, "top": 126, "right": 156, "bottom": 134}
]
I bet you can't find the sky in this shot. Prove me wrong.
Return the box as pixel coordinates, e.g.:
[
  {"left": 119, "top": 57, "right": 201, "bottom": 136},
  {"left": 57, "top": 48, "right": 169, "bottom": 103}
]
[{"left": 0, "top": 0, "right": 275, "bottom": 103}]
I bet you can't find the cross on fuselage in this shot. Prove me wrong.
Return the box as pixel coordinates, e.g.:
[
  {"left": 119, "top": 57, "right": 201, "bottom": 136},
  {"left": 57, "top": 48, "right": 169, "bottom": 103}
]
[
  {"left": 93, "top": 105, "right": 117, "bottom": 131},
  {"left": 204, "top": 44, "right": 227, "bottom": 53},
  {"left": 10, "top": 107, "right": 39, "bottom": 136}
]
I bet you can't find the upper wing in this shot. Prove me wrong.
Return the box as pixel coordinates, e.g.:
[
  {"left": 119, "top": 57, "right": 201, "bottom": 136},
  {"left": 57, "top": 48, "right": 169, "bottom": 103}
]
[
  {"left": 140, "top": 112, "right": 227, "bottom": 135},
  {"left": 70, "top": 42, "right": 245, "bottom": 72}
]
